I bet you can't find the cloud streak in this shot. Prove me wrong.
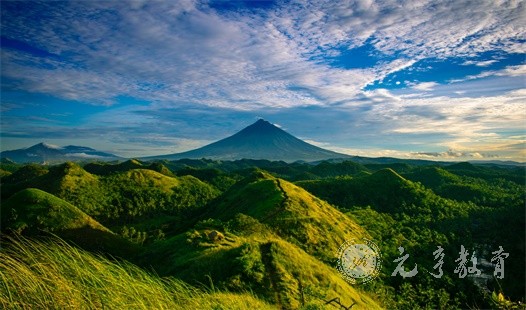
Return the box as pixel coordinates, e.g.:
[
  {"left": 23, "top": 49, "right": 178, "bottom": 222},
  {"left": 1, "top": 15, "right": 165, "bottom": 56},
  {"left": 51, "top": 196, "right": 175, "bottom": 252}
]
[{"left": 1, "top": 0, "right": 525, "bottom": 161}]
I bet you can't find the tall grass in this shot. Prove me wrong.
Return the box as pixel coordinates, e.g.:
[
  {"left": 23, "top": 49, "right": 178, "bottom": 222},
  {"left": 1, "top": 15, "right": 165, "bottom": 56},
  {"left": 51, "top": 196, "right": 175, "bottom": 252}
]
[{"left": 0, "top": 236, "right": 274, "bottom": 309}]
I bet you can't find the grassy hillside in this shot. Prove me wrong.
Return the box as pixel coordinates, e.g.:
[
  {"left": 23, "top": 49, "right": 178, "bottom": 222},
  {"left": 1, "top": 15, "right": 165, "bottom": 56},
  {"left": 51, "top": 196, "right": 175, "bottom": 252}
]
[
  {"left": 144, "top": 226, "right": 381, "bottom": 309},
  {"left": 296, "top": 169, "right": 416, "bottom": 212},
  {"left": 1, "top": 160, "right": 523, "bottom": 308},
  {"left": 403, "top": 166, "right": 524, "bottom": 208},
  {"left": 1, "top": 162, "right": 101, "bottom": 211},
  {"left": 0, "top": 188, "right": 140, "bottom": 258},
  {"left": 1, "top": 188, "right": 108, "bottom": 234},
  {"left": 0, "top": 236, "right": 274, "bottom": 310},
  {"left": 1, "top": 163, "right": 220, "bottom": 241},
  {"left": 207, "top": 170, "right": 367, "bottom": 262},
  {"left": 84, "top": 159, "right": 176, "bottom": 177}
]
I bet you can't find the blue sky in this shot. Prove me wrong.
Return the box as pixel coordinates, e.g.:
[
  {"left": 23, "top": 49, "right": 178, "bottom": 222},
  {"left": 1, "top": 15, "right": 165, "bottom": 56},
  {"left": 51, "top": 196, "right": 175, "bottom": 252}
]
[{"left": 1, "top": 0, "right": 525, "bottom": 161}]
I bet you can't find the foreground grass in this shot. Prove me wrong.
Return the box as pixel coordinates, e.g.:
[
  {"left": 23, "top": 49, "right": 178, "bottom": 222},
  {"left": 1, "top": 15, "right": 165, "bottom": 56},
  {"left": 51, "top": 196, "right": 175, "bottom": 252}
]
[{"left": 0, "top": 236, "right": 274, "bottom": 309}]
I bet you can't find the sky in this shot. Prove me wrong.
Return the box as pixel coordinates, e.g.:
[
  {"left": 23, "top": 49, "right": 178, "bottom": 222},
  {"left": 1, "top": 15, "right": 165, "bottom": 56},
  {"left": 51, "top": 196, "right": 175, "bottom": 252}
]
[{"left": 1, "top": 0, "right": 525, "bottom": 161}]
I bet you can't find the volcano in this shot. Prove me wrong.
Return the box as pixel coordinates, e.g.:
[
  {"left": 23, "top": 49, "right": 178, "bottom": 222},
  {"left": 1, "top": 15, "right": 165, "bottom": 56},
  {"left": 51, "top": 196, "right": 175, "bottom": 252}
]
[
  {"left": 146, "top": 119, "right": 349, "bottom": 162},
  {"left": 0, "top": 143, "right": 121, "bottom": 164}
]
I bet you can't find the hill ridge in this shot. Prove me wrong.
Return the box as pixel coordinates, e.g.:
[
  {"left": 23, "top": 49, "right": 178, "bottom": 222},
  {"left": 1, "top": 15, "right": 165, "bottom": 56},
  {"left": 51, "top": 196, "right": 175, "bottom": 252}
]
[{"left": 207, "top": 172, "right": 367, "bottom": 262}]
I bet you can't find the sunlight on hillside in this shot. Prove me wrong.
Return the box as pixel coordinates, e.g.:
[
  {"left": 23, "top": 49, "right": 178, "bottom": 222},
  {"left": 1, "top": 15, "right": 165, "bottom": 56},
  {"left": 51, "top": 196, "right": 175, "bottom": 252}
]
[{"left": 0, "top": 236, "right": 274, "bottom": 310}]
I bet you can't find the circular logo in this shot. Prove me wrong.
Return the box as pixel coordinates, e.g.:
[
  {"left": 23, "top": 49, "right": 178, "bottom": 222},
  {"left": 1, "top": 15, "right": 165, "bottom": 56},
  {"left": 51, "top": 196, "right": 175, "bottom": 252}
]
[{"left": 337, "top": 238, "right": 382, "bottom": 284}]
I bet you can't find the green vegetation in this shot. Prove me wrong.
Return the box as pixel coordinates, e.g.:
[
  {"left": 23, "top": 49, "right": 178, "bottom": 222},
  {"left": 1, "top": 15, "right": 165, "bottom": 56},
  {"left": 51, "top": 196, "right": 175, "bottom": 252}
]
[
  {"left": 0, "top": 236, "right": 274, "bottom": 310},
  {"left": 207, "top": 171, "right": 367, "bottom": 262},
  {"left": 1, "top": 159, "right": 524, "bottom": 309},
  {"left": 1, "top": 188, "right": 108, "bottom": 233},
  {"left": 0, "top": 188, "right": 141, "bottom": 258},
  {"left": 1, "top": 163, "right": 220, "bottom": 243},
  {"left": 143, "top": 219, "right": 380, "bottom": 309}
]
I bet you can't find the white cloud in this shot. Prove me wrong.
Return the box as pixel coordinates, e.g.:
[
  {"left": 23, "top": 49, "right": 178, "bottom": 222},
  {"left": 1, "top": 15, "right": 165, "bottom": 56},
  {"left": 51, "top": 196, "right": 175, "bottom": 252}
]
[
  {"left": 411, "top": 82, "right": 439, "bottom": 91},
  {"left": 1, "top": 0, "right": 525, "bottom": 161},
  {"left": 462, "top": 60, "right": 498, "bottom": 67},
  {"left": 64, "top": 153, "right": 108, "bottom": 159},
  {"left": 449, "top": 64, "right": 526, "bottom": 83},
  {"left": 2, "top": 0, "right": 524, "bottom": 109}
]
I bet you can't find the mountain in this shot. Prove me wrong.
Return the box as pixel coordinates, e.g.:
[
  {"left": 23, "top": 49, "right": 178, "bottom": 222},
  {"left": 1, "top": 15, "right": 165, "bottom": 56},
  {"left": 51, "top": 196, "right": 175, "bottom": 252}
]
[
  {"left": 145, "top": 119, "right": 349, "bottom": 162},
  {"left": 0, "top": 142, "right": 121, "bottom": 163}
]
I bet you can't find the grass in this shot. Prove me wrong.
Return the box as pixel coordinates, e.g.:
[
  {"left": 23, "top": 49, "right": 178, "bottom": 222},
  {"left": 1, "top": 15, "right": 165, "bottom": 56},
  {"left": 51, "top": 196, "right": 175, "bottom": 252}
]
[
  {"left": 1, "top": 188, "right": 142, "bottom": 259},
  {"left": 208, "top": 171, "right": 367, "bottom": 262},
  {"left": 0, "top": 236, "right": 275, "bottom": 310},
  {"left": 1, "top": 163, "right": 220, "bottom": 233},
  {"left": 1, "top": 188, "right": 108, "bottom": 234},
  {"left": 143, "top": 227, "right": 382, "bottom": 309}
]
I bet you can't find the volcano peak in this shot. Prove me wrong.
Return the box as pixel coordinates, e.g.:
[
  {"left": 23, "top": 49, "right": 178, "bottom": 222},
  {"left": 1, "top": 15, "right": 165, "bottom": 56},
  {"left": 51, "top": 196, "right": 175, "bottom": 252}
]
[{"left": 146, "top": 120, "right": 349, "bottom": 162}]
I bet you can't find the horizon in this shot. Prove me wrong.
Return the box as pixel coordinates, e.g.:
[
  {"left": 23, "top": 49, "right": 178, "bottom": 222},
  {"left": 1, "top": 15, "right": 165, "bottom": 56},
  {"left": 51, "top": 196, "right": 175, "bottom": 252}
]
[
  {"left": 1, "top": 1, "right": 525, "bottom": 162},
  {"left": 2, "top": 118, "right": 525, "bottom": 164}
]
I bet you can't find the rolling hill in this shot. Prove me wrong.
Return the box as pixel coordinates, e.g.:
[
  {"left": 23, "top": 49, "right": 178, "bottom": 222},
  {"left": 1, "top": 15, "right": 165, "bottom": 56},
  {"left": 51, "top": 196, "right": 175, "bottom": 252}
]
[
  {"left": 138, "top": 170, "right": 383, "bottom": 308},
  {"left": 1, "top": 159, "right": 524, "bottom": 308},
  {"left": 0, "top": 188, "right": 139, "bottom": 257},
  {"left": 0, "top": 236, "right": 274, "bottom": 310},
  {"left": 204, "top": 170, "right": 367, "bottom": 262},
  {"left": 144, "top": 231, "right": 381, "bottom": 309},
  {"left": 1, "top": 162, "right": 220, "bottom": 238}
]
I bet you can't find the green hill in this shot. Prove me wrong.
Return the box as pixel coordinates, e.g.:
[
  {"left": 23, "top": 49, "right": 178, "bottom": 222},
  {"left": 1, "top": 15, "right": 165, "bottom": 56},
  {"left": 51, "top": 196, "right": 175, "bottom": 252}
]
[
  {"left": 175, "top": 166, "right": 241, "bottom": 191},
  {"left": 0, "top": 188, "right": 139, "bottom": 257},
  {"left": 144, "top": 228, "right": 381, "bottom": 309},
  {"left": 0, "top": 158, "right": 21, "bottom": 174},
  {"left": 403, "top": 166, "right": 524, "bottom": 208},
  {"left": 2, "top": 160, "right": 523, "bottom": 308},
  {"left": 206, "top": 171, "right": 367, "bottom": 262},
  {"left": 402, "top": 166, "right": 461, "bottom": 188},
  {"left": 100, "top": 169, "right": 220, "bottom": 224},
  {"left": 1, "top": 162, "right": 99, "bottom": 203},
  {"left": 310, "top": 160, "right": 369, "bottom": 177},
  {"left": 1, "top": 164, "right": 220, "bottom": 237},
  {"left": 297, "top": 168, "right": 424, "bottom": 213},
  {"left": 1, "top": 164, "right": 49, "bottom": 197},
  {"left": 1, "top": 188, "right": 107, "bottom": 233},
  {"left": 0, "top": 169, "right": 11, "bottom": 177},
  {"left": 141, "top": 171, "right": 382, "bottom": 308},
  {"left": 84, "top": 159, "right": 176, "bottom": 177},
  {"left": 15, "top": 162, "right": 105, "bottom": 216},
  {"left": 444, "top": 162, "right": 525, "bottom": 184}
]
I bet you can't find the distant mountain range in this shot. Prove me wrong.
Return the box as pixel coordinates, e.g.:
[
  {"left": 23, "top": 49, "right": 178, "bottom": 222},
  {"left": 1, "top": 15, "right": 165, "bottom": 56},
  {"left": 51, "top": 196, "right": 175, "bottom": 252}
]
[
  {"left": 2, "top": 121, "right": 523, "bottom": 166},
  {"left": 0, "top": 143, "right": 120, "bottom": 163},
  {"left": 145, "top": 119, "right": 349, "bottom": 162}
]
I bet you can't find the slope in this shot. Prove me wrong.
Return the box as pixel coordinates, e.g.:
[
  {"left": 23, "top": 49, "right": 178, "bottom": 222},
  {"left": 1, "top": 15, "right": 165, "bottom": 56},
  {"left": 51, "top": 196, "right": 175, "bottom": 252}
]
[
  {"left": 205, "top": 170, "right": 367, "bottom": 262},
  {"left": 0, "top": 188, "right": 139, "bottom": 257},
  {"left": 0, "top": 236, "right": 274, "bottom": 310},
  {"left": 297, "top": 168, "right": 440, "bottom": 213},
  {"left": 402, "top": 166, "right": 524, "bottom": 208},
  {"left": 1, "top": 163, "right": 220, "bottom": 239},
  {"left": 144, "top": 228, "right": 381, "bottom": 309},
  {"left": 1, "top": 162, "right": 103, "bottom": 215},
  {"left": 145, "top": 119, "right": 348, "bottom": 162},
  {"left": 84, "top": 159, "right": 176, "bottom": 177}
]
